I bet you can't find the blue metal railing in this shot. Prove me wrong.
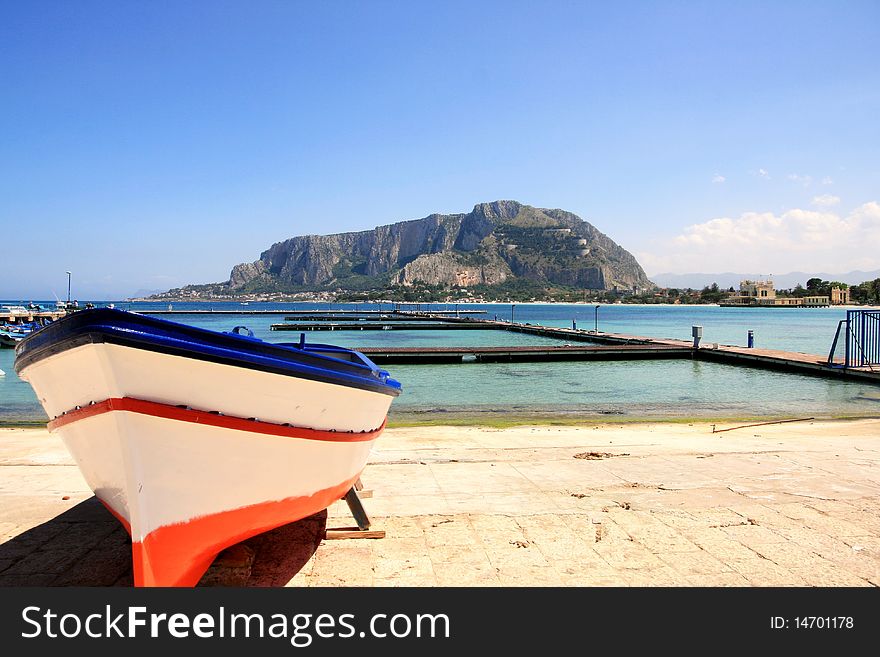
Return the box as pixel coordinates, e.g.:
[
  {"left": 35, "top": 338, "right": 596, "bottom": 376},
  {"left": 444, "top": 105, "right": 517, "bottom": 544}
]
[{"left": 828, "top": 310, "right": 880, "bottom": 370}]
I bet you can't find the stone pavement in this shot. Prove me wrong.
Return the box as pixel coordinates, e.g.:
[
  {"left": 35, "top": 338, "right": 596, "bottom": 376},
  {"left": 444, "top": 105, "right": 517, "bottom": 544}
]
[{"left": 1, "top": 420, "right": 879, "bottom": 586}]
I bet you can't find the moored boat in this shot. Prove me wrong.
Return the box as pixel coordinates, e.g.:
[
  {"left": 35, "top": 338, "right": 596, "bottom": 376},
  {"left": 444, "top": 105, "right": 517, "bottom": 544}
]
[
  {"left": 0, "top": 332, "right": 19, "bottom": 348},
  {"left": 14, "top": 309, "right": 401, "bottom": 586},
  {"left": 0, "top": 323, "right": 38, "bottom": 347}
]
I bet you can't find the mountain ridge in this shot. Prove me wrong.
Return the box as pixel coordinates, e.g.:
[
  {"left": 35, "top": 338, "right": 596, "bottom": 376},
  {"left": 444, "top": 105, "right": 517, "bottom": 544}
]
[{"left": 165, "top": 201, "right": 653, "bottom": 296}]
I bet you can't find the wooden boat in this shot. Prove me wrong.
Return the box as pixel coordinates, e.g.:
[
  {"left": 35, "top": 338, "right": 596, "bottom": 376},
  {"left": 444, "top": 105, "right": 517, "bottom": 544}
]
[{"left": 14, "top": 309, "right": 401, "bottom": 586}]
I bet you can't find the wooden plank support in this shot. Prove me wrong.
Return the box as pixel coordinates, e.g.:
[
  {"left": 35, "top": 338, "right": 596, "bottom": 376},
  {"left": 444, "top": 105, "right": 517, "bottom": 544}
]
[
  {"left": 324, "top": 528, "right": 386, "bottom": 540},
  {"left": 324, "top": 484, "right": 385, "bottom": 540}
]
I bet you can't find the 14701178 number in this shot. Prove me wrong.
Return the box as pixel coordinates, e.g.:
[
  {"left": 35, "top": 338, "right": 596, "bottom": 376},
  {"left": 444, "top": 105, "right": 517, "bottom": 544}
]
[{"left": 795, "top": 617, "right": 853, "bottom": 629}]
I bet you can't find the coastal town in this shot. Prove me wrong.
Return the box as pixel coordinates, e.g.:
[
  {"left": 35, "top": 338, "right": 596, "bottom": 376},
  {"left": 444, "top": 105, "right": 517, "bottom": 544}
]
[{"left": 138, "top": 275, "right": 879, "bottom": 307}]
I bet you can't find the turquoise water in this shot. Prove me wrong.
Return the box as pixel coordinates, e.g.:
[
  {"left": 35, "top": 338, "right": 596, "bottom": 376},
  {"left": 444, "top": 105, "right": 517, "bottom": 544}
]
[
  {"left": 391, "top": 360, "right": 880, "bottom": 420},
  {"left": 1, "top": 301, "right": 877, "bottom": 423}
]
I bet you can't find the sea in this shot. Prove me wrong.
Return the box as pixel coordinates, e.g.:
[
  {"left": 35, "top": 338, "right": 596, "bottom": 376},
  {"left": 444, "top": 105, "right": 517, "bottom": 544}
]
[{"left": 2, "top": 301, "right": 879, "bottom": 424}]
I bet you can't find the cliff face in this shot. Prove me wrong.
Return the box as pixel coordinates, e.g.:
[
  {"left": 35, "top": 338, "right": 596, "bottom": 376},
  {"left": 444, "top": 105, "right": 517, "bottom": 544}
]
[{"left": 225, "top": 201, "right": 652, "bottom": 292}]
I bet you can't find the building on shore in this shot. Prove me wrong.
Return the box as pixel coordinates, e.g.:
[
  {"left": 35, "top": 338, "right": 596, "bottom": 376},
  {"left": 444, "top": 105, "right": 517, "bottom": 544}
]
[
  {"left": 831, "top": 286, "right": 850, "bottom": 305},
  {"left": 720, "top": 279, "right": 780, "bottom": 306},
  {"left": 719, "top": 279, "right": 832, "bottom": 308}
]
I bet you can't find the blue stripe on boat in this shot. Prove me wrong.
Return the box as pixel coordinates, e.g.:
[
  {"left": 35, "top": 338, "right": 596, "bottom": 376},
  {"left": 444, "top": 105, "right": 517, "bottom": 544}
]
[{"left": 14, "top": 309, "right": 401, "bottom": 397}]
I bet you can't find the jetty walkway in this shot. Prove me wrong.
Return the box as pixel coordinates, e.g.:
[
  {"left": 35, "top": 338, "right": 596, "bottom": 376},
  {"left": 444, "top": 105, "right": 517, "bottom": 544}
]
[
  {"left": 271, "top": 322, "right": 498, "bottom": 331},
  {"left": 133, "top": 308, "right": 879, "bottom": 384},
  {"left": 358, "top": 344, "right": 692, "bottom": 363},
  {"left": 317, "top": 313, "right": 880, "bottom": 384},
  {"left": 139, "top": 309, "right": 486, "bottom": 316}
]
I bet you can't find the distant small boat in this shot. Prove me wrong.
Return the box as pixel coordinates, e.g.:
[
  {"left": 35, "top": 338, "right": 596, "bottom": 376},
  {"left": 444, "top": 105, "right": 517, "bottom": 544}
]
[
  {"left": 15, "top": 309, "right": 401, "bottom": 587},
  {"left": 2, "top": 305, "right": 29, "bottom": 315},
  {"left": 0, "top": 368, "right": 5, "bottom": 376},
  {"left": 0, "top": 323, "right": 39, "bottom": 348}
]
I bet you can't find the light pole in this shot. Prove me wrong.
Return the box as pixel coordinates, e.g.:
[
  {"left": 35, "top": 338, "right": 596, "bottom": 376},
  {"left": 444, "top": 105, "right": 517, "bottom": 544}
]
[
  {"left": 511, "top": 302, "right": 516, "bottom": 324},
  {"left": 594, "top": 304, "right": 600, "bottom": 332},
  {"left": 66, "top": 271, "right": 72, "bottom": 306}
]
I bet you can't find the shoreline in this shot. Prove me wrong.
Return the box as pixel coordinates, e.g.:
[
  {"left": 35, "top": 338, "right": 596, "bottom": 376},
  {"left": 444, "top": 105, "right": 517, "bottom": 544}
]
[
  {"left": 9, "top": 296, "right": 880, "bottom": 310},
  {"left": 125, "top": 298, "right": 880, "bottom": 309},
  {"left": 385, "top": 412, "right": 880, "bottom": 428},
  {"left": 4, "top": 412, "right": 880, "bottom": 431}
]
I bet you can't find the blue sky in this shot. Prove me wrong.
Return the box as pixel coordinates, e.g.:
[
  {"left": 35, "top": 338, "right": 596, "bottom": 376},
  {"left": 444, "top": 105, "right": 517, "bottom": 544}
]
[{"left": 2, "top": 1, "right": 879, "bottom": 298}]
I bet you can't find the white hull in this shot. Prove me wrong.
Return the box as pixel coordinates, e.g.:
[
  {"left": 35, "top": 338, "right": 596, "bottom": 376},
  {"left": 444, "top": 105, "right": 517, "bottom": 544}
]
[{"left": 20, "top": 342, "right": 392, "bottom": 432}]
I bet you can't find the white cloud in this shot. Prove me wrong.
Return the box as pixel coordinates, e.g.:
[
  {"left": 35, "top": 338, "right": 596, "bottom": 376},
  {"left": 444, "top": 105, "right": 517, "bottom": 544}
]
[
  {"left": 787, "top": 173, "right": 813, "bottom": 187},
  {"left": 753, "top": 168, "right": 770, "bottom": 179},
  {"left": 811, "top": 194, "right": 840, "bottom": 207},
  {"left": 821, "top": 176, "right": 834, "bottom": 185},
  {"left": 638, "top": 201, "right": 880, "bottom": 274},
  {"left": 712, "top": 174, "right": 726, "bottom": 184}
]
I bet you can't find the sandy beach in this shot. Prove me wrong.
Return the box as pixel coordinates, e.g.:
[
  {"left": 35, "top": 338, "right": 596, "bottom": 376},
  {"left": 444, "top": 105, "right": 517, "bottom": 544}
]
[{"left": 1, "top": 419, "right": 879, "bottom": 586}]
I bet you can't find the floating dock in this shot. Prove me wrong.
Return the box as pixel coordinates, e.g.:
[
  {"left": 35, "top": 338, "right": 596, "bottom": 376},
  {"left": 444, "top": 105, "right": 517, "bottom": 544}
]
[
  {"left": 139, "top": 309, "right": 486, "bottom": 316},
  {"left": 283, "top": 309, "right": 487, "bottom": 316},
  {"left": 317, "top": 314, "right": 878, "bottom": 384},
  {"left": 271, "top": 322, "right": 498, "bottom": 331},
  {"left": 283, "top": 314, "right": 487, "bottom": 322},
  {"left": 357, "top": 344, "right": 692, "bottom": 364},
  {"left": 140, "top": 309, "right": 329, "bottom": 315},
  {"left": 141, "top": 308, "right": 878, "bottom": 384}
]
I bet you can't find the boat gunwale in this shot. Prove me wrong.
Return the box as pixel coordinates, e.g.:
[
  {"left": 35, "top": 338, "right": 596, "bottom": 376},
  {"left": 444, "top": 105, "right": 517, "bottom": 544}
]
[{"left": 14, "top": 309, "right": 401, "bottom": 397}]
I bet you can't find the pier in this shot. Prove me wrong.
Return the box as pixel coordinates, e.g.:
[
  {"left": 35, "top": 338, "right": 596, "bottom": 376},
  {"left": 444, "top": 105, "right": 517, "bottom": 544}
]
[
  {"left": 284, "top": 314, "right": 488, "bottom": 322},
  {"left": 139, "top": 308, "right": 487, "bottom": 316},
  {"left": 357, "top": 344, "right": 692, "bottom": 364},
  {"left": 267, "top": 311, "right": 880, "bottom": 384},
  {"left": 140, "top": 309, "right": 336, "bottom": 315},
  {"left": 282, "top": 309, "right": 487, "bottom": 316},
  {"left": 271, "top": 322, "right": 499, "bottom": 331}
]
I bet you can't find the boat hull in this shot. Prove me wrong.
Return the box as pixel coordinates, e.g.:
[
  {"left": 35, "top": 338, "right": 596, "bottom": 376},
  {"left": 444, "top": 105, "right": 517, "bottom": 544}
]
[{"left": 51, "top": 398, "right": 379, "bottom": 586}]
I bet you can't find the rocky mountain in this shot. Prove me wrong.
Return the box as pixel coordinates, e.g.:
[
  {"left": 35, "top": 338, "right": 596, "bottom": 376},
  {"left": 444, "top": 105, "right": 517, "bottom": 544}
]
[{"left": 210, "top": 201, "right": 653, "bottom": 294}]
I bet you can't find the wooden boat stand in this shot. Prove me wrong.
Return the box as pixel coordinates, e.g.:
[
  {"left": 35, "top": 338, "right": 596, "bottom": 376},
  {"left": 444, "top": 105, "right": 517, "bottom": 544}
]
[{"left": 324, "top": 478, "right": 385, "bottom": 540}]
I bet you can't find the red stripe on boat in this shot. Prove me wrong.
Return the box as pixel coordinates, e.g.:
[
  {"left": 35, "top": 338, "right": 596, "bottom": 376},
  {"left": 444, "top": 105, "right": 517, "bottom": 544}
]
[
  {"left": 131, "top": 474, "right": 360, "bottom": 587},
  {"left": 47, "top": 397, "right": 384, "bottom": 442}
]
